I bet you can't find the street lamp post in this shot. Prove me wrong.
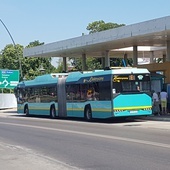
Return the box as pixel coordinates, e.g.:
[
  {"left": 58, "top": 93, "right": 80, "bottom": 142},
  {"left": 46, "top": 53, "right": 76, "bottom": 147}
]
[{"left": 0, "top": 19, "right": 23, "bottom": 80}]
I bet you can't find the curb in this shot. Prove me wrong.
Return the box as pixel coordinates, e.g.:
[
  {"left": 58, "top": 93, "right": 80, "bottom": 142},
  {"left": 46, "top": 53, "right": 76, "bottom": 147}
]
[{"left": 139, "top": 115, "right": 170, "bottom": 122}]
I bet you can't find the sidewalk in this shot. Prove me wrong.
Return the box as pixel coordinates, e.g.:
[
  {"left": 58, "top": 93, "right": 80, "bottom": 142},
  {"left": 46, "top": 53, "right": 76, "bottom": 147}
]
[
  {"left": 0, "top": 108, "right": 81, "bottom": 170},
  {"left": 0, "top": 108, "right": 17, "bottom": 117},
  {"left": 139, "top": 114, "right": 170, "bottom": 121},
  {"left": 0, "top": 141, "right": 79, "bottom": 170}
]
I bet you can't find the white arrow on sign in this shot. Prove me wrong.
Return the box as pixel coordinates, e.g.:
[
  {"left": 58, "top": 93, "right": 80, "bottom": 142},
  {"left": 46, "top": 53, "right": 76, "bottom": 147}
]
[{"left": 2, "top": 79, "right": 9, "bottom": 87}]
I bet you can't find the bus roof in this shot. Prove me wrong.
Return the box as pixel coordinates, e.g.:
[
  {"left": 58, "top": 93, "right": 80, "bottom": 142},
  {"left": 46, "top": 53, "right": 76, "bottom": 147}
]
[
  {"left": 111, "top": 67, "right": 150, "bottom": 74},
  {"left": 18, "top": 73, "right": 68, "bottom": 87},
  {"left": 17, "top": 67, "right": 149, "bottom": 87},
  {"left": 66, "top": 68, "right": 149, "bottom": 83}
]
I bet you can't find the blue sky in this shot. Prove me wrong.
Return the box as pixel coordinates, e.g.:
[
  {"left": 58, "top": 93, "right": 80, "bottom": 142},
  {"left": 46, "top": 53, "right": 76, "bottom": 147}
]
[{"left": 0, "top": 0, "right": 170, "bottom": 51}]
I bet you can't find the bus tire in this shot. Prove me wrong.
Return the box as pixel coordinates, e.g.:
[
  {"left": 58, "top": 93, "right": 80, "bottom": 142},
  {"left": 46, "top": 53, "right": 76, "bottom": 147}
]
[
  {"left": 85, "top": 106, "right": 92, "bottom": 121},
  {"left": 24, "top": 105, "right": 29, "bottom": 116},
  {"left": 50, "top": 105, "right": 56, "bottom": 119}
]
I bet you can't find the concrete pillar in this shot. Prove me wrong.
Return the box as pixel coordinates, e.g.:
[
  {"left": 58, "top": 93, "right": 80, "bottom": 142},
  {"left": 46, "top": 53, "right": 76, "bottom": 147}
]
[
  {"left": 123, "top": 53, "right": 127, "bottom": 66},
  {"left": 166, "top": 40, "right": 170, "bottom": 61},
  {"left": 82, "top": 53, "right": 87, "bottom": 71},
  {"left": 104, "top": 50, "right": 110, "bottom": 67},
  {"left": 163, "top": 54, "right": 166, "bottom": 62},
  {"left": 133, "top": 46, "right": 138, "bottom": 66},
  {"left": 150, "top": 51, "right": 155, "bottom": 63},
  {"left": 101, "top": 57, "right": 105, "bottom": 68},
  {"left": 63, "top": 57, "right": 67, "bottom": 72}
]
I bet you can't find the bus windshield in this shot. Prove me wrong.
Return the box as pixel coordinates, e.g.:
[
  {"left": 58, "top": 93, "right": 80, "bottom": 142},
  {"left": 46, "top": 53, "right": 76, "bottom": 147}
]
[{"left": 112, "top": 73, "right": 151, "bottom": 93}]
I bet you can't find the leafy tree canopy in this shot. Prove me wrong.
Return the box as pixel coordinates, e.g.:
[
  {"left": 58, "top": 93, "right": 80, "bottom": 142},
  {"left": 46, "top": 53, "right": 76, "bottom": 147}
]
[
  {"left": 86, "top": 20, "right": 125, "bottom": 34},
  {"left": 0, "top": 40, "right": 57, "bottom": 81}
]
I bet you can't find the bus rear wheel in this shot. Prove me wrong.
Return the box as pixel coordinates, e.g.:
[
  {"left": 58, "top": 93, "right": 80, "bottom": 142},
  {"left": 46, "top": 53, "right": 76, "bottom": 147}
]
[
  {"left": 85, "top": 107, "right": 92, "bottom": 121},
  {"left": 24, "top": 105, "right": 29, "bottom": 116},
  {"left": 50, "top": 106, "right": 56, "bottom": 119}
]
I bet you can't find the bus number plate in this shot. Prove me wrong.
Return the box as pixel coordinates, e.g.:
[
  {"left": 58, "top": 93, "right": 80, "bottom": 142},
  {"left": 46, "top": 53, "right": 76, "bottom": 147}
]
[{"left": 130, "top": 110, "right": 137, "bottom": 114}]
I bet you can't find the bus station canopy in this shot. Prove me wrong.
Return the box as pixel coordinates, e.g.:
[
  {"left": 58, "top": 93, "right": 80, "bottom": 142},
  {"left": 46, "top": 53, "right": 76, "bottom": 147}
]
[{"left": 23, "top": 16, "right": 170, "bottom": 59}]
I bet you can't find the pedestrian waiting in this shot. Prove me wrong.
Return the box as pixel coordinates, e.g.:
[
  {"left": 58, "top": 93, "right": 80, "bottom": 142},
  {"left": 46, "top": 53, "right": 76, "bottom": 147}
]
[
  {"left": 152, "top": 90, "right": 160, "bottom": 116},
  {"left": 160, "top": 89, "right": 168, "bottom": 115}
]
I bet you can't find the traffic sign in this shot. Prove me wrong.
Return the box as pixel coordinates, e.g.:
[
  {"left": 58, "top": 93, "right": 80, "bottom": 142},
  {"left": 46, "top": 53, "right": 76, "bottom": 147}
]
[{"left": 0, "top": 70, "right": 19, "bottom": 89}]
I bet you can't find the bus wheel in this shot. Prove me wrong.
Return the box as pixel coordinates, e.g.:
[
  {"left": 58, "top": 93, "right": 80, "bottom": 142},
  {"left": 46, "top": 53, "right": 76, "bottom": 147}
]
[
  {"left": 24, "top": 105, "right": 29, "bottom": 116},
  {"left": 85, "top": 107, "right": 92, "bottom": 121},
  {"left": 50, "top": 106, "right": 56, "bottom": 119}
]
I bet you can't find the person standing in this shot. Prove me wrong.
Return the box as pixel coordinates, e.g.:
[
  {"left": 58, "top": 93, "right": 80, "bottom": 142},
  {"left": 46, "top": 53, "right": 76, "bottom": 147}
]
[
  {"left": 152, "top": 90, "right": 160, "bottom": 115},
  {"left": 160, "top": 89, "right": 168, "bottom": 114}
]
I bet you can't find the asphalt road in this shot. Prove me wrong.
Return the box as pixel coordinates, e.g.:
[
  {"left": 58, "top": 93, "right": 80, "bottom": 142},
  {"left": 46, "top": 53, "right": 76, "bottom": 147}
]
[{"left": 0, "top": 109, "right": 170, "bottom": 170}]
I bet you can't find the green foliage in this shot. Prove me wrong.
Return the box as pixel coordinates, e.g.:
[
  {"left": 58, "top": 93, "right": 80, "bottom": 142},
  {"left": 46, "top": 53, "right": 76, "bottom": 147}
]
[
  {"left": 26, "top": 40, "right": 44, "bottom": 47},
  {"left": 0, "top": 40, "right": 57, "bottom": 82},
  {"left": 70, "top": 57, "right": 82, "bottom": 71},
  {"left": 0, "top": 88, "right": 13, "bottom": 93},
  {"left": 70, "top": 57, "right": 102, "bottom": 71},
  {"left": 110, "top": 58, "right": 133, "bottom": 67},
  {"left": 0, "top": 44, "right": 23, "bottom": 70},
  {"left": 86, "top": 57, "right": 102, "bottom": 70},
  {"left": 86, "top": 20, "right": 125, "bottom": 34},
  {"left": 56, "top": 62, "right": 64, "bottom": 73}
]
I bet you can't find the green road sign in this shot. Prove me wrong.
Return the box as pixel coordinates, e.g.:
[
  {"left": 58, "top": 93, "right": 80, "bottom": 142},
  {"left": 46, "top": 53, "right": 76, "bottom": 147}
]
[{"left": 0, "top": 70, "right": 19, "bottom": 89}]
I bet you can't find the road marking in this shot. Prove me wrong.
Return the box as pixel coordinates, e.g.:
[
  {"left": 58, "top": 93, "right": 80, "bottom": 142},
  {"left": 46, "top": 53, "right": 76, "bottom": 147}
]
[{"left": 0, "top": 121, "right": 170, "bottom": 149}]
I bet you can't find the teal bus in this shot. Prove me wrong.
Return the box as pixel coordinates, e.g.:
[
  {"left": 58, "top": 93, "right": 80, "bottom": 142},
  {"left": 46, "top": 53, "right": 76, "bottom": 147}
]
[{"left": 15, "top": 67, "right": 152, "bottom": 121}]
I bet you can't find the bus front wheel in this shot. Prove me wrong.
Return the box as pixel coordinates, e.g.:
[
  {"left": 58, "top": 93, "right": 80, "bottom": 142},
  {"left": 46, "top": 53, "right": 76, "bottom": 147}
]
[
  {"left": 50, "top": 105, "right": 56, "bottom": 119},
  {"left": 85, "top": 106, "right": 92, "bottom": 121},
  {"left": 24, "top": 105, "right": 29, "bottom": 116}
]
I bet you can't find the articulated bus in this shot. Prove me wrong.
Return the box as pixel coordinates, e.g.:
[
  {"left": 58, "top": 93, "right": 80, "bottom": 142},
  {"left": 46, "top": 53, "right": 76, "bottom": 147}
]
[{"left": 15, "top": 68, "right": 152, "bottom": 121}]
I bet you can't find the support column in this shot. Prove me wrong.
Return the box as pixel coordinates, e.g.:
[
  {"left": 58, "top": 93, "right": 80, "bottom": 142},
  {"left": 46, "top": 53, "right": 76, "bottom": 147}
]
[
  {"left": 82, "top": 53, "right": 87, "bottom": 71},
  {"left": 123, "top": 53, "right": 128, "bottom": 66},
  {"left": 133, "top": 46, "right": 138, "bottom": 66},
  {"left": 163, "top": 54, "right": 166, "bottom": 62},
  {"left": 63, "top": 57, "right": 67, "bottom": 72},
  {"left": 150, "top": 51, "right": 155, "bottom": 63},
  {"left": 101, "top": 57, "right": 105, "bottom": 68},
  {"left": 166, "top": 40, "right": 170, "bottom": 61},
  {"left": 104, "top": 50, "right": 110, "bottom": 68}
]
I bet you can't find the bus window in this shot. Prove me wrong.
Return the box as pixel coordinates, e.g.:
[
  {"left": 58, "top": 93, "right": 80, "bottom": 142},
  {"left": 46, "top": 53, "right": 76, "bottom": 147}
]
[
  {"left": 66, "top": 84, "right": 81, "bottom": 101},
  {"left": 48, "top": 86, "right": 57, "bottom": 102},
  {"left": 87, "top": 87, "right": 95, "bottom": 100},
  {"left": 17, "top": 89, "right": 24, "bottom": 104},
  {"left": 112, "top": 82, "right": 121, "bottom": 93},
  {"left": 80, "top": 84, "right": 87, "bottom": 100},
  {"left": 98, "top": 81, "right": 111, "bottom": 100},
  {"left": 28, "top": 88, "right": 35, "bottom": 103},
  {"left": 122, "top": 81, "right": 150, "bottom": 92}
]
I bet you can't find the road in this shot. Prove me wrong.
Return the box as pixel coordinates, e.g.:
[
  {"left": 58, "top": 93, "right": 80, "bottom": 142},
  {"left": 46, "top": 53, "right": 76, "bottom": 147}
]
[{"left": 0, "top": 109, "right": 170, "bottom": 170}]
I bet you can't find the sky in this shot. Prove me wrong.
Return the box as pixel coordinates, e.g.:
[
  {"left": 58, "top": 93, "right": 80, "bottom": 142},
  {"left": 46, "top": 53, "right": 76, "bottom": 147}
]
[{"left": 0, "top": 0, "right": 170, "bottom": 51}]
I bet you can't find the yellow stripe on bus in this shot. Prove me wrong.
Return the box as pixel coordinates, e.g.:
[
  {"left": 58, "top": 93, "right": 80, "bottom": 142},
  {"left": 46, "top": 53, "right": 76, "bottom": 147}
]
[{"left": 113, "top": 106, "right": 152, "bottom": 110}]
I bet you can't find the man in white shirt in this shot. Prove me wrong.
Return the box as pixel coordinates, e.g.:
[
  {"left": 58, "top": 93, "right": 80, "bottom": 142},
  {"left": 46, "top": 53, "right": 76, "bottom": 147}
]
[
  {"left": 160, "top": 89, "right": 168, "bottom": 114},
  {"left": 152, "top": 90, "right": 160, "bottom": 115}
]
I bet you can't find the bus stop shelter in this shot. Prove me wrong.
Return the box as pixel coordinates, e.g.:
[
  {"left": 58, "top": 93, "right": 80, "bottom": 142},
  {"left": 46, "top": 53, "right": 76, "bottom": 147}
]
[{"left": 23, "top": 16, "right": 170, "bottom": 83}]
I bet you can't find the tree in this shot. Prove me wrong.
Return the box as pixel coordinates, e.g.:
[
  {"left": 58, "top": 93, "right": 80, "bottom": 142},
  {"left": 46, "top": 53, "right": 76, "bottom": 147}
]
[
  {"left": 70, "top": 20, "right": 126, "bottom": 70},
  {"left": 0, "top": 40, "right": 57, "bottom": 81},
  {"left": 0, "top": 44, "right": 23, "bottom": 93},
  {"left": 23, "top": 40, "right": 57, "bottom": 80},
  {"left": 0, "top": 44, "right": 23, "bottom": 71},
  {"left": 70, "top": 57, "right": 102, "bottom": 71},
  {"left": 86, "top": 20, "right": 125, "bottom": 34}
]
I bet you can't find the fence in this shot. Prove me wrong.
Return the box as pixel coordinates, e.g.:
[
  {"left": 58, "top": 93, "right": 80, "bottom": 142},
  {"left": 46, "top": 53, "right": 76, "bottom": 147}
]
[{"left": 0, "top": 94, "right": 17, "bottom": 109}]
